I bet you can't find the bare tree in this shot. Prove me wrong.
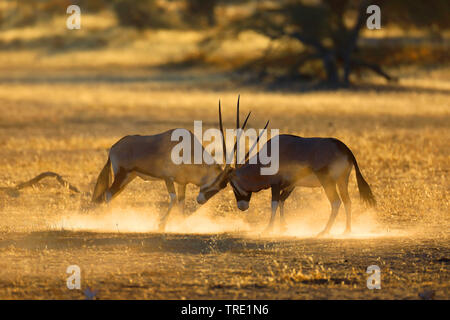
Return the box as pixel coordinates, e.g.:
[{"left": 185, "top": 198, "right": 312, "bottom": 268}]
[{"left": 211, "top": 0, "right": 449, "bottom": 86}]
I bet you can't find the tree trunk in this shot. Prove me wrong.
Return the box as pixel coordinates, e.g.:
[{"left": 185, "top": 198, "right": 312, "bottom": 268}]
[
  {"left": 322, "top": 52, "right": 339, "bottom": 83},
  {"left": 342, "top": 0, "right": 369, "bottom": 85}
]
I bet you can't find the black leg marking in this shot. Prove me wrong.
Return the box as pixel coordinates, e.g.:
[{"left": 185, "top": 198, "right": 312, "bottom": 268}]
[
  {"left": 159, "top": 179, "right": 176, "bottom": 231},
  {"left": 177, "top": 184, "right": 186, "bottom": 215},
  {"left": 279, "top": 186, "right": 295, "bottom": 231},
  {"left": 265, "top": 184, "right": 281, "bottom": 233}
]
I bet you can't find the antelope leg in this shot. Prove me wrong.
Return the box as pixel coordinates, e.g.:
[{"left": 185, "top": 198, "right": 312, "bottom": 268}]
[
  {"left": 105, "top": 169, "right": 135, "bottom": 203},
  {"left": 177, "top": 183, "right": 186, "bottom": 215},
  {"left": 279, "top": 186, "right": 295, "bottom": 232},
  {"left": 316, "top": 174, "right": 341, "bottom": 237},
  {"left": 264, "top": 184, "right": 280, "bottom": 233},
  {"left": 337, "top": 173, "right": 352, "bottom": 235},
  {"left": 159, "top": 179, "right": 176, "bottom": 231}
]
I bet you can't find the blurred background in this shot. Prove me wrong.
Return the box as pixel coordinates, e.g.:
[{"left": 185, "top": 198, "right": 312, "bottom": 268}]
[{"left": 0, "top": 0, "right": 449, "bottom": 86}]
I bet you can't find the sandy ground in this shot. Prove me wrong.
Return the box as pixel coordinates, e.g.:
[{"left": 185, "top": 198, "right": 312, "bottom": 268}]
[{"left": 0, "top": 60, "right": 448, "bottom": 299}]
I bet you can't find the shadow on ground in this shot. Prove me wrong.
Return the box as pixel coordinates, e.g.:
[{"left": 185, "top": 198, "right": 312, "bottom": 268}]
[{"left": 0, "top": 230, "right": 280, "bottom": 254}]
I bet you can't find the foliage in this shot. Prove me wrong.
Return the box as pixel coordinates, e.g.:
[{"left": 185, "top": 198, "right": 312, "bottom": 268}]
[
  {"left": 0, "top": 0, "right": 108, "bottom": 28},
  {"left": 112, "top": 0, "right": 169, "bottom": 29},
  {"left": 379, "top": 0, "right": 450, "bottom": 30},
  {"left": 218, "top": 0, "right": 389, "bottom": 85},
  {"left": 210, "top": 0, "right": 449, "bottom": 85},
  {"left": 0, "top": 0, "right": 69, "bottom": 28},
  {"left": 184, "top": 0, "right": 218, "bottom": 27}
]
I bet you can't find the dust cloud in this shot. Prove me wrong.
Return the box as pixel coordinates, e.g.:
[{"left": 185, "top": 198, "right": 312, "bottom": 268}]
[
  {"left": 54, "top": 201, "right": 408, "bottom": 239},
  {"left": 55, "top": 204, "right": 251, "bottom": 234}
]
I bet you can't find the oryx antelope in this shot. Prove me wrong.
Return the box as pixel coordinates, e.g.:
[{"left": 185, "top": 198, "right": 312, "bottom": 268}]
[
  {"left": 91, "top": 130, "right": 224, "bottom": 231},
  {"left": 197, "top": 103, "right": 376, "bottom": 236}
]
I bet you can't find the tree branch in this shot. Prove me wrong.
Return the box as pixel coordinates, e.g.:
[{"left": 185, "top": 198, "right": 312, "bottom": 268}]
[
  {"left": 342, "top": 0, "right": 371, "bottom": 84},
  {"left": 353, "top": 59, "right": 398, "bottom": 82},
  {"left": 0, "top": 171, "right": 81, "bottom": 197}
]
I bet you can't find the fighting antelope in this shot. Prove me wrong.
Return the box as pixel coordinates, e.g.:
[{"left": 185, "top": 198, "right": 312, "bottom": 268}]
[
  {"left": 197, "top": 103, "right": 376, "bottom": 236},
  {"left": 91, "top": 129, "right": 224, "bottom": 231}
]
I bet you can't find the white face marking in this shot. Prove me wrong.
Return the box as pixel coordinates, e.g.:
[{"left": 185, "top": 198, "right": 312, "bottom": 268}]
[{"left": 237, "top": 200, "right": 249, "bottom": 211}]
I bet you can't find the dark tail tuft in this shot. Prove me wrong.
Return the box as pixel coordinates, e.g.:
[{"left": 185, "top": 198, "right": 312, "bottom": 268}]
[
  {"left": 92, "top": 157, "right": 111, "bottom": 203},
  {"left": 353, "top": 160, "right": 376, "bottom": 207},
  {"left": 332, "top": 138, "right": 376, "bottom": 207}
]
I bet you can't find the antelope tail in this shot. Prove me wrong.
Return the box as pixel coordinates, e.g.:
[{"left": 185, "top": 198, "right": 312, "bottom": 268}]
[
  {"left": 92, "top": 157, "right": 111, "bottom": 203},
  {"left": 334, "top": 139, "right": 376, "bottom": 207},
  {"left": 351, "top": 156, "right": 376, "bottom": 207}
]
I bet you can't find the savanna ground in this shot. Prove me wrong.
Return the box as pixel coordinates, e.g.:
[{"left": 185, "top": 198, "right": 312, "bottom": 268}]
[{"left": 0, "top": 13, "right": 449, "bottom": 299}]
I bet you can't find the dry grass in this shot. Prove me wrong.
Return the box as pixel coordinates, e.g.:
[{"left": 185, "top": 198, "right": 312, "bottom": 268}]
[{"left": 0, "top": 17, "right": 448, "bottom": 299}]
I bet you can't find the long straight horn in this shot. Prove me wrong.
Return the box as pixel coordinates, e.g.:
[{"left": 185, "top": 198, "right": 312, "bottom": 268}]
[
  {"left": 232, "top": 110, "right": 251, "bottom": 167},
  {"left": 218, "top": 100, "right": 227, "bottom": 166},
  {"left": 241, "top": 120, "right": 269, "bottom": 166},
  {"left": 236, "top": 94, "right": 240, "bottom": 129},
  {"left": 235, "top": 94, "right": 240, "bottom": 166}
]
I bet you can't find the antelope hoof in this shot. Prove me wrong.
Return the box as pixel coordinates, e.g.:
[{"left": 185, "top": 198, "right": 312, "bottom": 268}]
[
  {"left": 263, "top": 224, "right": 274, "bottom": 234},
  {"left": 343, "top": 228, "right": 351, "bottom": 235},
  {"left": 158, "top": 220, "right": 167, "bottom": 232},
  {"left": 280, "top": 223, "right": 288, "bottom": 233},
  {"left": 316, "top": 230, "right": 329, "bottom": 238}
]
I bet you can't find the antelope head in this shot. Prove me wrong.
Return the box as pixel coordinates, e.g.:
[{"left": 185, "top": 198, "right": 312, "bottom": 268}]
[{"left": 196, "top": 96, "right": 268, "bottom": 211}]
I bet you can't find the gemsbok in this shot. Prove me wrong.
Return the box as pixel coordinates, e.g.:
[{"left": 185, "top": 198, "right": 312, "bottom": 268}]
[
  {"left": 197, "top": 103, "right": 376, "bottom": 236},
  {"left": 92, "top": 98, "right": 251, "bottom": 231}
]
